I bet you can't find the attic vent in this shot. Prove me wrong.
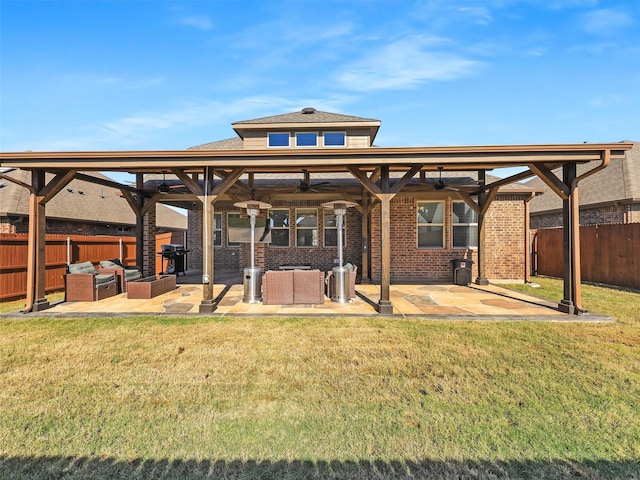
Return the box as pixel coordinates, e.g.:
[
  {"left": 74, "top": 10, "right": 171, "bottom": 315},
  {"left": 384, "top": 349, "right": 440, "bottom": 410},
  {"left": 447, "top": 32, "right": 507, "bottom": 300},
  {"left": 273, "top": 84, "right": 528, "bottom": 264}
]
[{"left": 301, "top": 107, "right": 316, "bottom": 114}]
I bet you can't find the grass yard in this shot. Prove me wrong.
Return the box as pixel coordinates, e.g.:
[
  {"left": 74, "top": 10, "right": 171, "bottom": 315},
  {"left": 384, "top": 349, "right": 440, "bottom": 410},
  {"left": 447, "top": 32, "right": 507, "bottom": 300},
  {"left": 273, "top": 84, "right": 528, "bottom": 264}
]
[{"left": 0, "top": 278, "right": 638, "bottom": 479}]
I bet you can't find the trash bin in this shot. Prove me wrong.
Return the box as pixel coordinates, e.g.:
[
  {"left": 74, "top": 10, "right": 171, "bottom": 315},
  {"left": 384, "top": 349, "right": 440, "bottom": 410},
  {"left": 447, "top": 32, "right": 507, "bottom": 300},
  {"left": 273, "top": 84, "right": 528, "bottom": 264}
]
[{"left": 451, "top": 259, "right": 473, "bottom": 286}]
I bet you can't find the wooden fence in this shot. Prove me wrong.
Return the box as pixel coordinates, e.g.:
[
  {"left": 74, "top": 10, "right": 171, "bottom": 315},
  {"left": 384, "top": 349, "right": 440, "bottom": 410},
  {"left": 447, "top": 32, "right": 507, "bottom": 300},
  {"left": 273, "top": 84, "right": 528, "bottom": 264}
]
[
  {"left": 532, "top": 223, "right": 640, "bottom": 290},
  {"left": 0, "top": 232, "right": 182, "bottom": 300}
]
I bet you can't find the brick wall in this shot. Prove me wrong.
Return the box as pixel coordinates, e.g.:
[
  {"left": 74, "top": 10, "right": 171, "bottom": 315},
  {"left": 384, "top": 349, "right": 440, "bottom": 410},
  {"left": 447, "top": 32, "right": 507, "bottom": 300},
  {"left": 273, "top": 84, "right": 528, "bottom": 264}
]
[
  {"left": 188, "top": 199, "right": 362, "bottom": 273},
  {"left": 185, "top": 195, "right": 528, "bottom": 283},
  {"left": 2, "top": 217, "right": 136, "bottom": 236},
  {"left": 531, "top": 204, "right": 637, "bottom": 229},
  {"left": 369, "top": 195, "right": 525, "bottom": 283},
  {"left": 484, "top": 196, "right": 525, "bottom": 280},
  {"left": 143, "top": 208, "right": 157, "bottom": 276}
]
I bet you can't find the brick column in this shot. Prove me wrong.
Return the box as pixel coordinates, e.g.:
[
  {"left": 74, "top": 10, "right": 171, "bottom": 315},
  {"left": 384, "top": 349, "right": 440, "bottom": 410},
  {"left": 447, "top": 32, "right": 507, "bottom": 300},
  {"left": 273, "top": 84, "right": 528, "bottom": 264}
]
[{"left": 143, "top": 205, "right": 157, "bottom": 277}]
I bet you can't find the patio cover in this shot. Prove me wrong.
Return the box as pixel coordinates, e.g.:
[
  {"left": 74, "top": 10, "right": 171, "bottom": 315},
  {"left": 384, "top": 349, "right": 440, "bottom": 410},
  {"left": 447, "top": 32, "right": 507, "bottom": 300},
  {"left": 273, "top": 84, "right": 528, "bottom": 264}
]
[{"left": 1, "top": 142, "right": 633, "bottom": 314}]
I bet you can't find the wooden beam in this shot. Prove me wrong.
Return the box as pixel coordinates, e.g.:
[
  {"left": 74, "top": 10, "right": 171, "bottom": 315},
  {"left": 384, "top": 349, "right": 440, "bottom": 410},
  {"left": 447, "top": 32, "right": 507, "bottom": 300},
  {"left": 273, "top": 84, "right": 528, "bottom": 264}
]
[
  {"left": 211, "top": 167, "right": 245, "bottom": 197},
  {"left": 74, "top": 172, "right": 140, "bottom": 193},
  {"left": 480, "top": 186, "right": 499, "bottom": 215},
  {"left": 480, "top": 169, "right": 537, "bottom": 192},
  {"left": 171, "top": 168, "right": 203, "bottom": 196},
  {"left": 348, "top": 166, "right": 382, "bottom": 197},
  {"left": 141, "top": 194, "right": 160, "bottom": 216},
  {"left": 121, "top": 191, "right": 141, "bottom": 216},
  {"left": 40, "top": 170, "right": 77, "bottom": 204},
  {"left": 454, "top": 190, "right": 481, "bottom": 215},
  {"left": 390, "top": 164, "right": 422, "bottom": 194},
  {"left": 528, "top": 163, "right": 569, "bottom": 200}
]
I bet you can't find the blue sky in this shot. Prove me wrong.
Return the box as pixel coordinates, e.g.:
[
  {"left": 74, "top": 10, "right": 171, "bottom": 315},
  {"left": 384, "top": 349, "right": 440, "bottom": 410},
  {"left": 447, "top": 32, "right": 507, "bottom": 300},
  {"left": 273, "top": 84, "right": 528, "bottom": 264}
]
[{"left": 2, "top": 0, "right": 639, "bottom": 158}]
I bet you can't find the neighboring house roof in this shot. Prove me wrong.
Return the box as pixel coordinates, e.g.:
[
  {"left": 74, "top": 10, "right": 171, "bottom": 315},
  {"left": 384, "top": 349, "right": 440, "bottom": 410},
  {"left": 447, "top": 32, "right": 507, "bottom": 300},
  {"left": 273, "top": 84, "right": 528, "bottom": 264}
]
[
  {"left": 188, "top": 137, "right": 243, "bottom": 151},
  {"left": 231, "top": 107, "right": 381, "bottom": 143},
  {"left": 0, "top": 169, "right": 187, "bottom": 230},
  {"left": 527, "top": 141, "right": 640, "bottom": 213}
]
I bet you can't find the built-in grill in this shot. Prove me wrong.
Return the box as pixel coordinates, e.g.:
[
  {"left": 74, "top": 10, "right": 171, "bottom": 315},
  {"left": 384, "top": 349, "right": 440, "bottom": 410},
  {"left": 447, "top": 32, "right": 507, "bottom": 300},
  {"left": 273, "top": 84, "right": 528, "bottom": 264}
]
[{"left": 158, "top": 244, "right": 189, "bottom": 275}]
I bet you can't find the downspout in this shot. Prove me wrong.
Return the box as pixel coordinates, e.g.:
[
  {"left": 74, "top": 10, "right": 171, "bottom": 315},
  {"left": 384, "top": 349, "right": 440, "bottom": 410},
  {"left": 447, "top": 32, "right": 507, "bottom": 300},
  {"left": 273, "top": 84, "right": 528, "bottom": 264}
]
[{"left": 569, "top": 150, "right": 611, "bottom": 312}]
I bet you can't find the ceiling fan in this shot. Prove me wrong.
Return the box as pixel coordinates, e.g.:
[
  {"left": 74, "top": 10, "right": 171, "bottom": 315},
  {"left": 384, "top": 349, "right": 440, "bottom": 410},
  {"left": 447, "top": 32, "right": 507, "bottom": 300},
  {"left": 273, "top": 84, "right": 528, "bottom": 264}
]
[
  {"left": 405, "top": 167, "right": 479, "bottom": 192},
  {"left": 156, "top": 171, "right": 186, "bottom": 194},
  {"left": 296, "top": 169, "right": 332, "bottom": 193}
]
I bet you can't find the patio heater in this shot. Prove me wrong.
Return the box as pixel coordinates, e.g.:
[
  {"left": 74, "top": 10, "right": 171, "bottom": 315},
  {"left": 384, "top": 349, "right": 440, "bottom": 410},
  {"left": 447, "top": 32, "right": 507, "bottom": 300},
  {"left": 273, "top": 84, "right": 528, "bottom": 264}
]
[
  {"left": 322, "top": 200, "right": 357, "bottom": 303},
  {"left": 234, "top": 200, "right": 272, "bottom": 304}
]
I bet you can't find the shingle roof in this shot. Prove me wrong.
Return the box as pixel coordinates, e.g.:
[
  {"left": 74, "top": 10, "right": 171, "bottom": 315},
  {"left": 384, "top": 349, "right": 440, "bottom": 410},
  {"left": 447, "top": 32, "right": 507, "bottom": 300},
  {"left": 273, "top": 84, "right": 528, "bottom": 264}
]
[
  {"left": 527, "top": 141, "right": 640, "bottom": 213},
  {"left": 187, "top": 137, "right": 243, "bottom": 151},
  {"left": 0, "top": 169, "right": 187, "bottom": 229},
  {"left": 232, "top": 108, "right": 380, "bottom": 126}
]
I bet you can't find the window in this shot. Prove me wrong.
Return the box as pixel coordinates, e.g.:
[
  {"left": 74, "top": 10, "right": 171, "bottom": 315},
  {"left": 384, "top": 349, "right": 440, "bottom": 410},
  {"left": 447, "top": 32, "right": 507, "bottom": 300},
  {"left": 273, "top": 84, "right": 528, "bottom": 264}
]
[
  {"left": 227, "top": 213, "right": 245, "bottom": 247},
  {"left": 268, "top": 132, "right": 290, "bottom": 147},
  {"left": 295, "top": 208, "right": 318, "bottom": 247},
  {"left": 324, "top": 211, "right": 345, "bottom": 247},
  {"left": 295, "top": 132, "right": 317, "bottom": 147},
  {"left": 452, "top": 201, "right": 478, "bottom": 248},
  {"left": 213, "top": 213, "right": 222, "bottom": 247},
  {"left": 116, "top": 226, "right": 131, "bottom": 233},
  {"left": 324, "top": 131, "right": 346, "bottom": 147},
  {"left": 269, "top": 209, "right": 290, "bottom": 247},
  {"left": 417, "top": 201, "right": 444, "bottom": 248}
]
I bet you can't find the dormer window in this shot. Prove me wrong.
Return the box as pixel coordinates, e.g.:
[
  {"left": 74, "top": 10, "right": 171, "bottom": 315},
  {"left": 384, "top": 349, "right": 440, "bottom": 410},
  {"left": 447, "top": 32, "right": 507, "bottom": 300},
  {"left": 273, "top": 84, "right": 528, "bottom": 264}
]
[
  {"left": 324, "top": 132, "right": 346, "bottom": 147},
  {"left": 295, "top": 132, "right": 318, "bottom": 147},
  {"left": 268, "top": 132, "right": 290, "bottom": 147}
]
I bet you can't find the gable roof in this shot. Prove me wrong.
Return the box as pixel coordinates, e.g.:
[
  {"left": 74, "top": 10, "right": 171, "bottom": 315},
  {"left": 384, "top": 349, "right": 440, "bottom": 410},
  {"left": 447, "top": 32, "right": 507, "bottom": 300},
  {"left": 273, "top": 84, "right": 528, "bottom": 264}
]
[
  {"left": 527, "top": 141, "right": 640, "bottom": 213},
  {"left": 231, "top": 108, "right": 381, "bottom": 143},
  {"left": 0, "top": 169, "right": 187, "bottom": 230}
]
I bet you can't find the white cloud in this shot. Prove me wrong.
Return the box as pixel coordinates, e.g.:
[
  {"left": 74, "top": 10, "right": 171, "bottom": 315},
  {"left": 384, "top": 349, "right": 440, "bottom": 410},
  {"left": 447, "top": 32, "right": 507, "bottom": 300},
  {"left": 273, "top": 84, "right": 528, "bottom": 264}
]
[
  {"left": 336, "top": 36, "right": 480, "bottom": 91},
  {"left": 581, "top": 9, "right": 634, "bottom": 35},
  {"left": 23, "top": 95, "right": 359, "bottom": 151},
  {"left": 177, "top": 15, "right": 213, "bottom": 30}
]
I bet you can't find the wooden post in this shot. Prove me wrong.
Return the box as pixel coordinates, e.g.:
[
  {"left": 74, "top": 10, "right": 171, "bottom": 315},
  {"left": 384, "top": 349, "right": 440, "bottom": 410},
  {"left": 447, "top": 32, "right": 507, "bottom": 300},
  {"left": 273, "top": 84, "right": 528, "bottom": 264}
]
[
  {"left": 475, "top": 170, "right": 489, "bottom": 285},
  {"left": 559, "top": 162, "right": 577, "bottom": 314},
  {"left": 199, "top": 168, "right": 217, "bottom": 313},
  {"left": 27, "top": 171, "right": 49, "bottom": 312},
  {"left": 360, "top": 190, "right": 370, "bottom": 284},
  {"left": 377, "top": 166, "right": 393, "bottom": 314}
]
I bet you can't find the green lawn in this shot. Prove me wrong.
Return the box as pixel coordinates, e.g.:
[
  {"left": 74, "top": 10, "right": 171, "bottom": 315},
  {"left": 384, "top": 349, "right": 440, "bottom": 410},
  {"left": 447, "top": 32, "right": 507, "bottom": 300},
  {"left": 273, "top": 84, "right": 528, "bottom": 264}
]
[{"left": 0, "top": 278, "right": 638, "bottom": 479}]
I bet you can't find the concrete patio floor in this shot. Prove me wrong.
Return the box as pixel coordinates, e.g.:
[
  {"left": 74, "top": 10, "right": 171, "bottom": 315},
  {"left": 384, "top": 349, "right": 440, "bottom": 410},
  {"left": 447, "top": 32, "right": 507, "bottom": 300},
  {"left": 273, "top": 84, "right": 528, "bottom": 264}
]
[{"left": 27, "top": 270, "right": 611, "bottom": 321}]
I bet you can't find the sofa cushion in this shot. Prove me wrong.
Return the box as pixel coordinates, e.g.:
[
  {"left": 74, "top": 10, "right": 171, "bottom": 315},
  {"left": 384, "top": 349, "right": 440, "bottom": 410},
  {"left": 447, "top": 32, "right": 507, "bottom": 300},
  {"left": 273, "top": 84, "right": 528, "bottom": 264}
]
[
  {"left": 100, "top": 260, "right": 121, "bottom": 270},
  {"left": 124, "top": 270, "right": 142, "bottom": 281},
  {"left": 94, "top": 273, "right": 115, "bottom": 285},
  {"left": 68, "top": 261, "right": 98, "bottom": 275}
]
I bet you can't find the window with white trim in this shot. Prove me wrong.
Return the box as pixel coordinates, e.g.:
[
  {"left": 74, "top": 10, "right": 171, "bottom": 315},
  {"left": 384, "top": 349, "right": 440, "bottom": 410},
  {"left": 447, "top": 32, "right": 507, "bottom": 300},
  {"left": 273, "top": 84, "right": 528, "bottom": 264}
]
[
  {"left": 269, "top": 209, "right": 290, "bottom": 247},
  {"left": 268, "top": 132, "right": 290, "bottom": 147},
  {"left": 227, "top": 212, "right": 241, "bottom": 247},
  {"left": 323, "top": 131, "right": 346, "bottom": 147},
  {"left": 295, "top": 132, "right": 317, "bottom": 147},
  {"left": 213, "top": 213, "right": 222, "bottom": 247},
  {"left": 295, "top": 208, "right": 318, "bottom": 247},
  {"left": 452, "top": 201, "right": 478, "bottom": 248},
  {"left": 324, "top": 211, "right": 345, "bottom": 247},
  {"left": 417, "top": 201, "right": 444, "bottom": 248}
]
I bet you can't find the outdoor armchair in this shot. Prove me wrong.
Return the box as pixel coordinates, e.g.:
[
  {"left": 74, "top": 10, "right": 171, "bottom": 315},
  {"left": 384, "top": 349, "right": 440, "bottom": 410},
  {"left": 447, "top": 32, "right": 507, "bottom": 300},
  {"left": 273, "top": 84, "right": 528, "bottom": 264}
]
[
  {"left": 99, "top": 259, "right": 142, "bottom": 293},
  {"left": 65, "top": 261, "right": 118, "bottom": 302}
]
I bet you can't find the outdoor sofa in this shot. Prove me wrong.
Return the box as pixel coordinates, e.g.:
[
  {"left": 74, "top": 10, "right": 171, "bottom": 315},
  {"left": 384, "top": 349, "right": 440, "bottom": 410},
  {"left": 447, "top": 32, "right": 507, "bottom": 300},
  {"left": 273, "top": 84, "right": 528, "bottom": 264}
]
[
  {"left": 64, "top": 261, "right": 118, "bottom": 302},
  {"left": 262, "top": 269, "right": 325, "bottom": 305},
  {"left": 99, "top": 259, "right": 142, "bottom": 293}
]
